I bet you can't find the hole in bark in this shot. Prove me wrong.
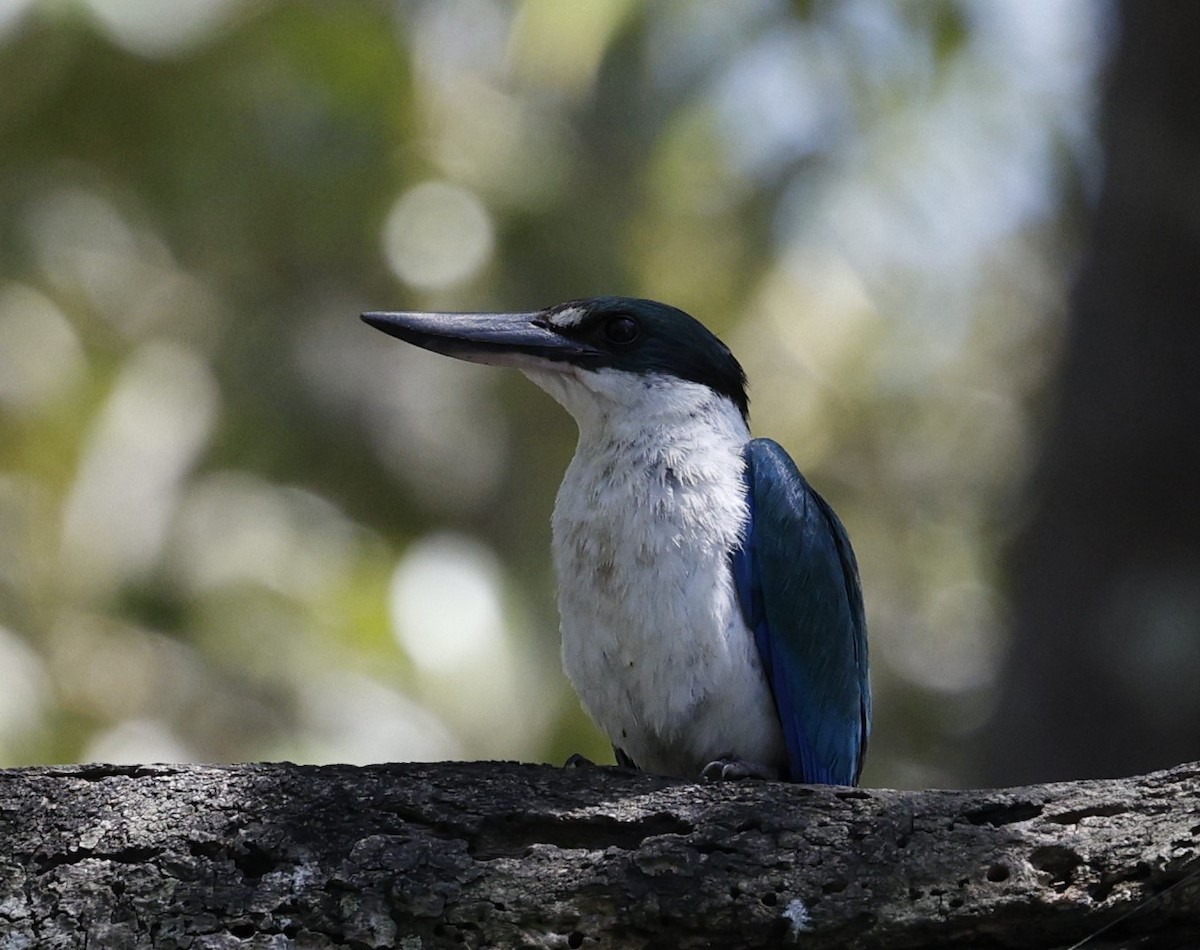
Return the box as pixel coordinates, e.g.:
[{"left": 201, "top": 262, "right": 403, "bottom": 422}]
[
  {"left": 1029, "top": 845, "right": 1082, "bottom": 890},
  {"left": 567, "top": 932, "right": 585, "bottom": 948},
  {"left": 1045, "top": 803, "right": 1131, "bottom": 824},
  {"left": 111, "top": 880, "right": 125, "bottom": 897},
  {"left": 761, "top": 891, "right": 778, "bottom": 906},
  {"left": 231, "top": 841, "right": 276, "bottom": 879},
  {"left": 964, "top": 801, "right": 1044, "bottom": 827},
  {"left": 189, "top": 841, "right": 223, "bottom": 860},
  {"left": 229, "top": 923, "right": 254, "bottom": 938},
  {"left": 1089, "top": 861, "right": 1151, "bottom": 902},
  {"left": 1089, "top": 880, "right": 1114, "bottom": 902},
  {"left": 986, "top": 863, "right": 1010, "bottom": 882},
  {"left": 729, "top": 885, "right": 741, "bottom": 899},
  {"left": 433, "top": 923, "right": 467, "bottom": 943},
  {"left": 822, "top": 877, "right": 848, "bottom": 894},
  {"left": 948, "top": 897, "right": 963, "bottom": 909}
]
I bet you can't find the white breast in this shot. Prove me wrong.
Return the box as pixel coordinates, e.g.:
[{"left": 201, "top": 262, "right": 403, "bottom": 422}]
[{"left": 523, "top": 366, "right": 786, "bottom": 778}]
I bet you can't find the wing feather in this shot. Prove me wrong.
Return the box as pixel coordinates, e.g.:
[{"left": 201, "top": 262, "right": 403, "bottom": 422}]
[{"left": 732, "top": 438, "right": 871, "bottom": 784}]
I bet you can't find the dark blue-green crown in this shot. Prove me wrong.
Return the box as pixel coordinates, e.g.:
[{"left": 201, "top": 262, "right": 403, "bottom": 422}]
[{"left": 543, "top": 297, "right": 749, "bottom": 419}]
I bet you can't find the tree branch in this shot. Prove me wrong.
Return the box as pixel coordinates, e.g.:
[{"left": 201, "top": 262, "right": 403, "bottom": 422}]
[{"left": 1, "top": 760, "right": 1198, "bottom": 948}]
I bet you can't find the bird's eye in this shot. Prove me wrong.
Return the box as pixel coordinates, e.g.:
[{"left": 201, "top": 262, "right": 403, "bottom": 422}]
[{"left": 604, "top": 315, "right": 639, "bottom": 345}]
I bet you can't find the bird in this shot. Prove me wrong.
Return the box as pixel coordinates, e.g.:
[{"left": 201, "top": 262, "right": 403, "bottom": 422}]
[{"left": 362, "top": 296, "right": 870, "bottom": 785}]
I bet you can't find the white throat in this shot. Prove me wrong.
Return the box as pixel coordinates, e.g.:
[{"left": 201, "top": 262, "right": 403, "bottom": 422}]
[{"left": 521, "top": 365, "right": 785, "bottom": 778}]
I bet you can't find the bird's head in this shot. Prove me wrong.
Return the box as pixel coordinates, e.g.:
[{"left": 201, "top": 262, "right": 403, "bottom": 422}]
[{"left": 362, "top": 296, "right": 749, "bottom": 425}]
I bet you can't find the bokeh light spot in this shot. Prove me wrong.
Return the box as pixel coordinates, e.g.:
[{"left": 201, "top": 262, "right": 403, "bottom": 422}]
[
  {"left": 0, "top": 625, "right": 51, "bottom": 746},
  {"left": 0, "top": 283, "right": 85, "bottom": 411},
  {"left": 389, "top": 533, "right": 506, "bottom": 673},
  {"left": 60, "top": 342, "right": 218, "bottom": 593},
  {"left": 381, "top": 181, "right": 494, "bottom": 290},
  {"left": 81, "top": 0, "right": 250, "bottom": 58},
  {"left": 82, "top": 718, "right": 193, "bottom": 765},
  {"left": 296, "top": 673, "right": 463, "bottom": 765}
]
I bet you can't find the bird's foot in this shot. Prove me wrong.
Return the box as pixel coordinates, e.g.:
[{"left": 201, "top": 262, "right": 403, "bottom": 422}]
[
  {"left": 701, "top": 757, "right": 779, "bottom": 782},
  {"left": 612, "top": 746, "right": 638, "bottom": 770},
  {"left": 565, "top": 748, "right": 640, "bottom": 771}
]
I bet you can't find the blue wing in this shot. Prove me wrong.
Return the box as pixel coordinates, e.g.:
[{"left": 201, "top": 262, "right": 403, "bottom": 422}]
[{"left": 732, "top": 438, "right": 871, "bottom": 785}]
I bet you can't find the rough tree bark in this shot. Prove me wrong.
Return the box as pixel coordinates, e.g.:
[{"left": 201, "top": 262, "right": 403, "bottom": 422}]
[{"left": 0, "top": 760, "right": 1197, "bottom": 948}]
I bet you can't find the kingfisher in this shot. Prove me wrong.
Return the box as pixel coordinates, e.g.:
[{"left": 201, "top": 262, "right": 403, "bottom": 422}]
[{"left": 363, "top": 297, "right": 870, "bottom": 785}]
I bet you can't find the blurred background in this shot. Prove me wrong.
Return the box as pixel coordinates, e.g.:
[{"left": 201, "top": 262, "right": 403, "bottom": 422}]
[{"left": 1, "top": 0, "right": 1197, "bottom": 789}]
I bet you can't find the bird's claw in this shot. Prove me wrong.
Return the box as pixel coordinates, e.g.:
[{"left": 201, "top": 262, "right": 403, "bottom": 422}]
[
  {"left": 701, "top": 757, "right": 778, "bottom": 782},
  {"left": 564, "top": 753, "right": 596, "bottom": 769}
]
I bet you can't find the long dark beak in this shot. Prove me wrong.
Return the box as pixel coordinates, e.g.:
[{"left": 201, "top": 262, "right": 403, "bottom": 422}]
[{"left": 361, "top": 310, "right": 599, "bottom": 369}]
